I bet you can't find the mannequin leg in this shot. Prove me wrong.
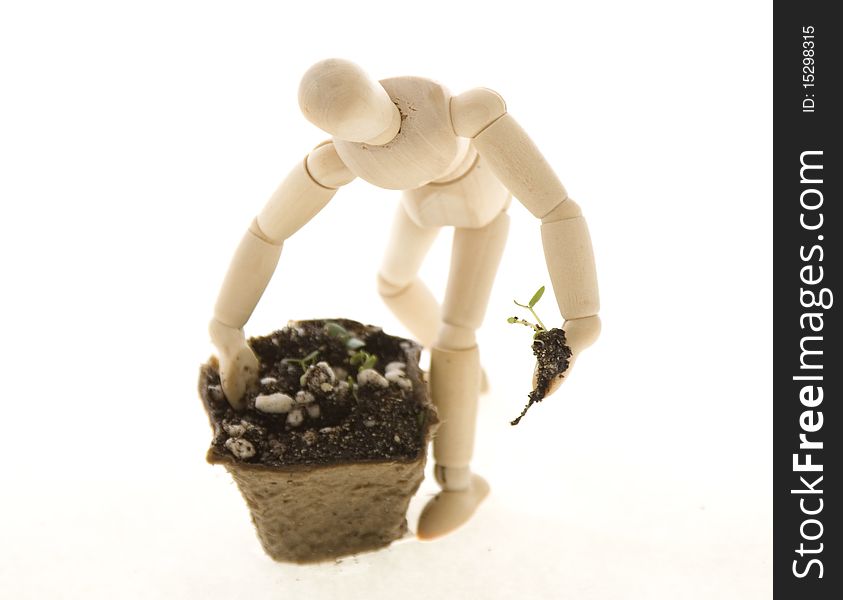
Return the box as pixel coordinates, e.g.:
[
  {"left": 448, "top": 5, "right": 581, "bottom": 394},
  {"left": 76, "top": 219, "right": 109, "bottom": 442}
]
[
  {"left": 418, "top": 210, "right": 510, "bottom": 539},
  {"left": 378, "top": 200, "right": 492, "bottom": 392},
  {"left": 377, "top": 201, "right": 441, "bottom": 348}
]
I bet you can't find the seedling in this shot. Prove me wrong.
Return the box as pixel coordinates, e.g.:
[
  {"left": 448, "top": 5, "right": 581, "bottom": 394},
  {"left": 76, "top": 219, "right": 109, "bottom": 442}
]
[
  {"left": 350, "top": 350, "right": 378, "bottom": 372},
  {"left": 325, "top": 322, "right": 379, "bottom": 400},
  {"left": 281, "top": 350, "right": 320, "bottom": 372},
  {"left": 506, "top": 285, "right": 572, "bottom": 426},
  {"left": 507, "top": 285, "right": 547, "bottom": 335},
  {"left": 324, "top": 321, "right": 376, "bottom": 370},
  {"left": 324, "top": 321, "right": 366, "bottom": 350},
  {"left": 342, "top": 374, "right": 364, "bottom": 404}
]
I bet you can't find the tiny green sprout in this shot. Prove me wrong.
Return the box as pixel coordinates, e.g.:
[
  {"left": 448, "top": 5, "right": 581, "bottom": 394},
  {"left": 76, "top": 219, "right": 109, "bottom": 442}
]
[
  {"left": 324, "top": 322, "right": 349, "bottom": 339},
  {"left": 528, "top": 285, "right": 545, "bottom": 307},
  {"left": 280, "top": 350, "right": 320, "bottom": 385},
  {"left": 350, "top": 350, "right": 378, "bottom": 372},
  {"left": 509, "top": 285, "right": 548, "bottom": 334},
  {"left": 347, "top": 375, "right": 360, "bottom": 403},
  {"left": 507, "top": 316, "right": 541, "bottom": 332},
  {"left": 361, "top": 354, "right": 377, "bottom": 371},
  {"left": 282, "top": 349, "right": 320, "bottom": 372},
  {"left": 324, "top": 321, "right": 366, "bottom": 351}
]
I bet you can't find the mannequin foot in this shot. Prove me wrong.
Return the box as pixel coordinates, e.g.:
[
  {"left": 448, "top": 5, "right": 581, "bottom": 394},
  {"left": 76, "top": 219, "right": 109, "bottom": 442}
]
[{"left": 417, "top": 472, "right": 489, "bottom": 540}]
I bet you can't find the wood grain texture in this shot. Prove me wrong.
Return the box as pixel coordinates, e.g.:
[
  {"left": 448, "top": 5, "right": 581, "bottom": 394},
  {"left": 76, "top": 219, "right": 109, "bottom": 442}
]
[
  {"left": 440, "top": 210, "right": 510, "bottom": 331},
  {"left": 472, "top": 112, "right": 568, "bottom": 218},
  {"left": 256, "top": 157, "right": 339, "bottom": 243},
  {"left": 541, "top": 214, "right": 600, "bottom": 319},
  {"left": 450, "top": 87, "right": 507, "bottom": 138},
  {"left": 305, "top": 141, "right": 356, "bottom": 188},
  {"left": 298, "top": 58, "right": 400, "bottom": 144},
  {"left": 213, "top": 230, "right": 282, "bottom": 329},
  {"left": 333, "top": 77, "right": 469, "bottom": 190},
  {"left": 429, "top": 346, "right": 480, "bottom": 468},
  {"left": 402, "top": 153, "right": 511, "bottom": 229},
  {"left": 377, "top": 276, "right": 441, "bottom": 349}
]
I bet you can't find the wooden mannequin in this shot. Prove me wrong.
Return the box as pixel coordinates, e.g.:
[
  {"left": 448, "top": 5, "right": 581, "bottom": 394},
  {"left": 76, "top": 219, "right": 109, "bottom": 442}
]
[{"left": 210, "top": 58, "right": 601, "bottom": 540}]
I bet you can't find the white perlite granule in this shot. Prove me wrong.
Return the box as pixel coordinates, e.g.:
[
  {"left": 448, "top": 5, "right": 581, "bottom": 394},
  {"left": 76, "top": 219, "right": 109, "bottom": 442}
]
[
  {"left": 301, "top": 362, "right": 336, "bottom": 394},
  {"left": 222, "top": 421, "right": 247, "bottom": 437},
  {"left": 225, "top": 437, "right": 255, "bottom": 460},
  {"left": 255, "top": 392, "right": 294, "bottom": 414},
  {"left": 358, "top": 368, "right": 389, "bottom": 388},
  {"left": 295, "top": 390, "right": 315, "bottom": 405},
  {"left": 385, "top": 368, "right": 412, "bottom": 390},
  {"left": 287, "top": 408, "right": 304, "bottom": 427}
]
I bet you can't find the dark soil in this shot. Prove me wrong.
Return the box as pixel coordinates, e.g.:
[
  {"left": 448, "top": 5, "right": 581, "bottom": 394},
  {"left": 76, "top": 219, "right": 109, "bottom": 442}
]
[
  {"left": 511, "top": 327, "right": 572, "bottom": 426},
  {"left": 200, "top": 319, "right": 435, "bottom": 466}
]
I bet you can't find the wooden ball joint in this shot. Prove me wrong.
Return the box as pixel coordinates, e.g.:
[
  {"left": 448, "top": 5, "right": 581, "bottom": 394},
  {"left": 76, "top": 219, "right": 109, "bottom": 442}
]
[{"left": 209, "top": 58, "right": 601, "bottom": 541}]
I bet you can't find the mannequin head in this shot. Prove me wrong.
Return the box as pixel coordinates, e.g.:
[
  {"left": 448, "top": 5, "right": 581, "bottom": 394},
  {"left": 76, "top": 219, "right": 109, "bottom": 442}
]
[{"left": 298, "top": 59, "right": 400, "bottom": 145}]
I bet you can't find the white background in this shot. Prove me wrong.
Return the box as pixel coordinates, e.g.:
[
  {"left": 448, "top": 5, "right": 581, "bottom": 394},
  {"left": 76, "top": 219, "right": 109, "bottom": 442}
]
[{"left": 0, "top": 1, "right": 771, "bottom": 598}]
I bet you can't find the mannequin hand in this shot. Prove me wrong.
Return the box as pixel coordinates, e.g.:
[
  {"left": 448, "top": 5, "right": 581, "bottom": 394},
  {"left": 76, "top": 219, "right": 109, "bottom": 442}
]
[
  {"left": 531, "top": 355, "right": 575, "bottom": 399},
  {"left": 531, "top": 315, "right": 600, "bottom": 398},
  {"left": 209, "top": 319, "right": 259, "bottom": 410}
]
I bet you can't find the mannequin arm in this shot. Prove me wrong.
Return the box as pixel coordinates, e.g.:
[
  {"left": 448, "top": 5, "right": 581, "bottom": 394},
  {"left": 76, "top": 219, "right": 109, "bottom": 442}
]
[
  {"left": 211, "top": 141, "right": 355, "bottom": 407},
  {"left": 451, "top": 90, "right": 600, "bottom": 389}
]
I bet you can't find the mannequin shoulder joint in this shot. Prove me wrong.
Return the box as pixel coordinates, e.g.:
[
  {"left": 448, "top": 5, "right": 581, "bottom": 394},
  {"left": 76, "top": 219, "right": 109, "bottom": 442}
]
[
  {"left": 450, "top": 88, "right": 507, "bottom": 138},
  {"left": 306, "top": 141, "right": 355, "bottom": 188}
]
